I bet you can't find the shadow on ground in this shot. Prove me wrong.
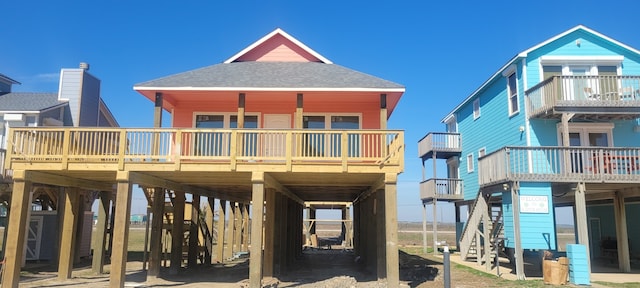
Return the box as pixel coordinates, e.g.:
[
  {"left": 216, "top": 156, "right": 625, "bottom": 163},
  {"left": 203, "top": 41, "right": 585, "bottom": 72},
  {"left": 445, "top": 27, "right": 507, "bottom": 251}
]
[{"left": 13, "top": 249, "right": 442, "bottom": 287}]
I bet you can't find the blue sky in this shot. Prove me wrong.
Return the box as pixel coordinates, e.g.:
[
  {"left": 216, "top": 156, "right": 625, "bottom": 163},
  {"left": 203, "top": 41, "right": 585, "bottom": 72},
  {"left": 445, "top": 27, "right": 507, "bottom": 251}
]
[{"left": 3, "top": 1, "right": 640, "bottom": 222}]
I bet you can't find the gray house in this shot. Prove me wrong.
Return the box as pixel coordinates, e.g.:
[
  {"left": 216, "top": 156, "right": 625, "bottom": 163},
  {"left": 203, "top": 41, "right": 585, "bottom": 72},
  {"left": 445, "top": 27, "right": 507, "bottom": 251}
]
[{"left": 0, "top": 63, "right": 118, "bottom": 262}]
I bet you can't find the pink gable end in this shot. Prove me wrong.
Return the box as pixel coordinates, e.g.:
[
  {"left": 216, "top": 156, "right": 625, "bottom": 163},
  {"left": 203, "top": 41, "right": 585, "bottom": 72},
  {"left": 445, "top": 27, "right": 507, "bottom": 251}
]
[{"left": 235, "top": 33, "right": 321, "bottom": 62}]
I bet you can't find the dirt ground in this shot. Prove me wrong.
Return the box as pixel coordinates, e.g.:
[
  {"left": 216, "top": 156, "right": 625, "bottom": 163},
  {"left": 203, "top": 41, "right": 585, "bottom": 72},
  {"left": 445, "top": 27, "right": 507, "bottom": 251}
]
[{"left": 14, "top": 248, "right": 504, "bottom": 288}]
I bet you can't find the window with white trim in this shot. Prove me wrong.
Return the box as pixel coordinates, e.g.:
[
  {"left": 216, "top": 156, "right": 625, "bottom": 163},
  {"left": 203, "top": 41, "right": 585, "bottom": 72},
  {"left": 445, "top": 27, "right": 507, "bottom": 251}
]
[
  {"left": 507, "top": 72, "right": 518, "bottom": 115},
  {"left": 467, "top": 153, "right": 474, "bottom": 173},
  {"left": 302, "top": 114, "right": 361, "bottom": 157},
  {"left": 473, "top": 99, "right": 480, "bottom": 119},
  {"left": 478, "top": 147, "right": 486, "bottom": 158}
]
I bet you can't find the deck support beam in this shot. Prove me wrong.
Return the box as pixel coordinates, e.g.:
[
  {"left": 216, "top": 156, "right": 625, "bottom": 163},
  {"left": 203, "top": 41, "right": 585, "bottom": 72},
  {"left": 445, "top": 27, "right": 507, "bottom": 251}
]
[
  {"left": 2, "top": 171, "right": 32, "bottom": 288},
  {"left": 249, "top": 172, "right": 265, "bottom": 288},
  {"left": 384, "top": 173, "right": 400, "bottom": 286},
  {"left": 574, "top": 182, "right": 591, "bottom": 269},
  {"left": 242, "top": 203, "right": 250, "bottom": 252},
  {"left": 169, "top": 191, "right": 185, "bottom": 275},
  {"left": 216, "top": 200, "right": 226, "bottom": 263},
  {"left": 512, "top": 182, "right": 525, "bottom": 280},
  {"left": 226, "top": 202, "right": 235, "bottom": 259},
  {"left": 204, "top": 197, "right": 215, "bottom": 265},
  {"left": 614, "top": 190, "right": 631, "bottom": 272},
  {"left": 233, "top": 202, "right": 242, "bottom": 253},
  {"left": 92, "top": 190, "right": 111, "bottom": 274},
  {"left": 110, "top": 171, "right": 133, "bottom": 287},
  {"left": 188, "top": 193, "right": 200, "bottom": 268},
  {"left": 58, "top": 187, "right": 81, "bottom": 280},
  {"left": 148, "top": 188, "right": 165, "bottom": 277},
  {"left": 263, "top": 189, "right": 276, "bottom": 277}
]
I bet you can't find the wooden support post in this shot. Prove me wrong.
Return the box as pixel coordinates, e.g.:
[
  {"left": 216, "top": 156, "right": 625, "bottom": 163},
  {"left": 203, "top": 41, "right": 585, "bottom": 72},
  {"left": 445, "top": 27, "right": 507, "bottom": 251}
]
[
  {"left": 242, "top": 203, "right": 249, "bottom": 252},
  {"left": 226, "top": 202, "right": 236, "bottom": 258},
  {"left": 422, "top": 202, "right": 427, "bottom": 254},
  {"left": 148, "top": 188, "right": 165, "bottom": 277},
  {"left": 432, "top": 200, "right": 438, "bottom": 256},
  {"left": 58, "top": 187, "right": 80, "bottom": 280},
  {"left": 264, "top": 189, "right": 276, "bottom": 277},
  {"left": 512, "top": 182, "right": 525, "bottom": 280},
  {"left": 295, "top": 93, "right": 303, "bottom": 129},
  {"left": 613, "top": 191, "right": 630, "bottom": 272},
  {"left": 574, "top": 183, "right": 590, "bottom": 265},
  {"left": 205, "top": 197, "right": 214, "bottom": 265},
  {"left": 376, "top": 190, "right": 386, "bottom": 280},
  {"left": 92, "top": 191, "right": 110, "bottom": 274},
  {"left": 169, "top": 191, "right": 185, "bottom": 275},
  {"left": 249, "top": 172, "right": 265, "bottom": 288},
  {"left": 110, "top": 172, "right": 133, "bottom": 287},
  {"left": 154, "top": 92, "right": 163, "bottom": 128},
  {"left": 352, "top": 202, "right": 360, "bottom": 255},
  {"left": 384, "top": 174, "right": 400, "bottom": 286},
  {"left": 273, "top": 193, "right": 284, "bottom": 275},
  {"left": 188, "top": 193, "right": 200, "bottom": 268},
  {"left": 233, "top": 202, "right": 242, "bottom": 253},
  {"left": 2, "top": 173, "right": 32, "bottom": 288},
  {"left": 483, "top": 203, "right": 491, "bottom": 271},
  {"left": 238, "top": 93, "right": 245, "bottom": 128},
  {"left": 380, "top": 94, "right": 387, "bottom": 129},
  {"left": 345, "top": 205, "right": 352, "bottom": 247},
  {"left": 216, "top": 200, "right": 226, "bottom": 263}
]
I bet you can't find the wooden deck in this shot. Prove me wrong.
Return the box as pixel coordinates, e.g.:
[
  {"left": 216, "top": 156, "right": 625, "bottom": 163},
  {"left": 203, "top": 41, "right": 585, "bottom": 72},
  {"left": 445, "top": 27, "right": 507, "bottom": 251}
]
[
  {"left": 478, "top": 146, "right": 640, "bottom": 187},
  {"left": 4, "top": 127, "right": 404, "bottom": 202},
  {"left": 526, "top": 75, "right": 640, "bottom": 120}
]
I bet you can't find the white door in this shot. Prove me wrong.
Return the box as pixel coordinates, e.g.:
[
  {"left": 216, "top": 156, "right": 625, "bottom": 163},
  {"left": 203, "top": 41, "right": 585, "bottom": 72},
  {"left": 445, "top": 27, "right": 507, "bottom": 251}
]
[
  {"left": 566, "top": 66, "right": 591, "bottom": 100},
  {"left": 263, "top": 115, "right": 291, "bottom": 158}
]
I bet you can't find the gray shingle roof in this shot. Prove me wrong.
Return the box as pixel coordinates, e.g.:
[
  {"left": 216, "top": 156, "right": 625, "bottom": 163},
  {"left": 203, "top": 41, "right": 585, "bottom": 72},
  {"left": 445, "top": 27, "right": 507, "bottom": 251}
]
[
  {"left": 0, "top": 73, "right": 20, "bottom": 85},
  {"left": 0, "top": 92, "right": 65, "bottom": 111},
  {"left": 134, "top": 62, "right": 404, "bottom": 90}
]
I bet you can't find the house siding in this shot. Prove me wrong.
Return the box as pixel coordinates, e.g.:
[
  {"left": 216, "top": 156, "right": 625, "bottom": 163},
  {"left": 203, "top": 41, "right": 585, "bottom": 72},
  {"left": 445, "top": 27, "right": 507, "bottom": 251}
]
[
  {"left": 587, "top": 203, "right": 640, "bottom": 259},
  {"left": 502, "top": 182, "right": 556, "bottom": 250},
  {"left": 79, "top": 72, "right": 101, "bottom": 126},
  {"left": 458, "top": 63, "right": 527, "bottom": 200},
  {"left": 58, "top": 69, "right": 83, "bottom": 126}
]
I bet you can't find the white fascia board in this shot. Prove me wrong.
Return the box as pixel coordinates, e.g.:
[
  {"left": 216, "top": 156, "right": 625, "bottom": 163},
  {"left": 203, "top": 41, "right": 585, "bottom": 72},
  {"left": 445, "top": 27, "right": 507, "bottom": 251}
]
[
  {"left": 133, "top": 86, "right": 405, "bottom": 93},
  {"left": 223, "top": 28, "right": 333, "bottom": 64},
  {"left": 539, "top": 55, "right": 624, "bottom": 65}
]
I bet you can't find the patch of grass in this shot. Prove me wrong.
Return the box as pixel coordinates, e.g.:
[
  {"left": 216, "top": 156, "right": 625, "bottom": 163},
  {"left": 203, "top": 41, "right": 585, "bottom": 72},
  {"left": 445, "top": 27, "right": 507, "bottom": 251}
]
[{"left": 594, "top": 282, "right": 640, "bottom": 288}]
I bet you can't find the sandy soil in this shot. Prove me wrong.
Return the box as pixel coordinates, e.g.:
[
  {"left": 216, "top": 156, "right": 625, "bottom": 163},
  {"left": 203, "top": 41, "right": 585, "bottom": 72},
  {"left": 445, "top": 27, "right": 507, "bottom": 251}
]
[{"left": 13, "top": 248, "right": 497, "bottom": 288}]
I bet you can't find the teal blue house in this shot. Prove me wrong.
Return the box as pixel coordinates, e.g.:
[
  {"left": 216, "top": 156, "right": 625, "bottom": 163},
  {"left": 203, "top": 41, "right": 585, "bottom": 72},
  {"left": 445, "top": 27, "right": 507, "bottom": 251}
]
[{"left": 419, "top": 25, "right": 640, "bottom": 279}]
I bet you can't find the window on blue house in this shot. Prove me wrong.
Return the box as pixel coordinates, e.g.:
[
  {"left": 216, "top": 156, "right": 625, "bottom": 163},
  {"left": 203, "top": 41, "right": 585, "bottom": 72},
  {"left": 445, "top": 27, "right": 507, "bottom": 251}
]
[
  {"left": 507, "top": 72, "right": 518, "bottom": 115},
  {"left": 473, "top": 99, "right": 480, "bottom": 119},
  {"left": 467, "top": 153, "right": 474, "bottom": 173}
]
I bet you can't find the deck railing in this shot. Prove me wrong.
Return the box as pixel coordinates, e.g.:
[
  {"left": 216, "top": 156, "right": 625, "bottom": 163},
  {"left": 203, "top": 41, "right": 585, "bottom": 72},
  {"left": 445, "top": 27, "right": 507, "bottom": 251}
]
[
  {"left": 419, "top": 178, "right": 463, "bottom": 200},
  {"left": 526, "top": 75, "right": 640, "bottom": 117},
  {"left": 478, "top": 146, "right": 640, "bottom": 186},
  {"left": 6, "top": 128, "right": 404, "bottom": 170},
  {"left": 417, "top": 132, "right": 461, "bottom": 158}
]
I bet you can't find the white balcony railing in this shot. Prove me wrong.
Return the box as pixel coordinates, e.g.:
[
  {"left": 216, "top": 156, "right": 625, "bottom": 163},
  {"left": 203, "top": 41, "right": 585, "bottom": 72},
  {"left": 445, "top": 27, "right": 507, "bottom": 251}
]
[
  {"left": 526, "top": 75, "right": 640, "bottom": 118},
  {"left": 418, "top": 132, "right": 461, "bottom": 158},
  {"left": 478, "top": 146, "right": 640, "bottom": 186},
  {"left": 419, "top": 178, "right": 463, "bottom": 200}
]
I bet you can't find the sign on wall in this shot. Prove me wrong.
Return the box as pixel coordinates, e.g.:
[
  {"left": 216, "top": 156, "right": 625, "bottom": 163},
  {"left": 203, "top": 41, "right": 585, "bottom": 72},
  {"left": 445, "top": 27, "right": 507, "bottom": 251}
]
[{"left": 520, "top": 195, "right": 549, "bottom": 213}]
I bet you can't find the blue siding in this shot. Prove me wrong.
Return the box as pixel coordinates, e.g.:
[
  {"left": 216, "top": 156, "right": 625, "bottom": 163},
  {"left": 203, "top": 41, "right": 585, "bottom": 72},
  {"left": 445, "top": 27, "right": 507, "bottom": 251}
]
[
  {"left": 502, "top": 190, "right": 515, "bottom": 248},
  {"left": 502, "top": 182, "right": 556, "bottom": 250},
  {"left": 457, "top": 63, "right": 528, "bottom": 200},
  {"left": 587, "top": 203, "right": 640, "bottom": 259}
]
